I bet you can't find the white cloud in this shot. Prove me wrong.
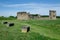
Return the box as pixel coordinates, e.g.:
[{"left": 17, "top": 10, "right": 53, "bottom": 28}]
[
  {"left": 0, "top": 3, "right": 60, "bottom": 16},
  {"left": 2, "top": 3, "right": 60, "bottom": 8}
]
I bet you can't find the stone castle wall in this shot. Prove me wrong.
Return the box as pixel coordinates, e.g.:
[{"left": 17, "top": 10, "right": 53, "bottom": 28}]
[{"left": 17, "top": 10, "right": 56, "bottom": 20}]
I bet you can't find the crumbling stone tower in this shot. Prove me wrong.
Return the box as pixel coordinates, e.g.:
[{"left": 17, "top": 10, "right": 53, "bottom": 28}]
[
  {"left": 17, "top": 12, "right": 30, "bottom": 20},
  {"left": 49, "top": 10, "right": 56, "bottom": 20}
]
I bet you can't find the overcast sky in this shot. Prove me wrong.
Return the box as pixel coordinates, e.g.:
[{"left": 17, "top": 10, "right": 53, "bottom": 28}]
[{"left": 0, "top": 0, "right": 60, "bottom": 17}]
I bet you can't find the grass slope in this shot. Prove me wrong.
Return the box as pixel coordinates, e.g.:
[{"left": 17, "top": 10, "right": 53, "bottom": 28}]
[{"left": 0, "top": 20, "right": 60, "bottom": 40}]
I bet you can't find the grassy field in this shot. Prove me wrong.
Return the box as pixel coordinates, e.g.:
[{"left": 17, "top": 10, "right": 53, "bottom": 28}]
[{"left": 0, "top": 20, "right": 60, "bottom": 40}]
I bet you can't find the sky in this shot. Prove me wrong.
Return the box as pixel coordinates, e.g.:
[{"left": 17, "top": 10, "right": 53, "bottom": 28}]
[{"left": 0, "top": 0, "right": 60, "bottom": 17}]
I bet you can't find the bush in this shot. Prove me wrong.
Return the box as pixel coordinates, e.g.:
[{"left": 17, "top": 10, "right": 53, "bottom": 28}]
[{"left": 0, "top": 16, "right": 16, "bottom": 20}]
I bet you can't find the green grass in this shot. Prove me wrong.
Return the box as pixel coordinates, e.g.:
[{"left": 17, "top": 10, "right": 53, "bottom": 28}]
[{"left": 0, "top": 20, "right": 60, "bottom": 40}]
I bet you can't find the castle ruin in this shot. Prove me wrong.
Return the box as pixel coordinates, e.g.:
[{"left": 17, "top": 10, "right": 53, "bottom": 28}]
[
  {"left": 17, "top": 12, "right": 30, "bottom": 20},
  {"left": 17, "top": 10, "right": 56, "bottom": 20},
  {"left": 49, "top": 10, "right": 56, "bottom": 20}
]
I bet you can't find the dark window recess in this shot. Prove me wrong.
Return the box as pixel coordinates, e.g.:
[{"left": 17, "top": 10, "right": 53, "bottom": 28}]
[
  {"left": 27, "top": 27, "right": 30, "bottom": 32},
  {"left": 8, "top": 23, "right": 14, "bottom": 27},
  {"left": 53, "top": 15, "right": 55, "bottom": 17},
  {"left": 3, "top": 22, "right": 8, "bottom": 24}
]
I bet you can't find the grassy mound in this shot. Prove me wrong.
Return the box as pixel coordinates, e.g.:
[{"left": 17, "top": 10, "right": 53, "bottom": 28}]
[{"left": 0, "top": 20, "right": 60, "bottom": 40}]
